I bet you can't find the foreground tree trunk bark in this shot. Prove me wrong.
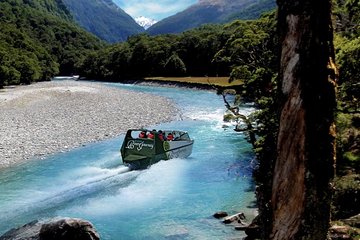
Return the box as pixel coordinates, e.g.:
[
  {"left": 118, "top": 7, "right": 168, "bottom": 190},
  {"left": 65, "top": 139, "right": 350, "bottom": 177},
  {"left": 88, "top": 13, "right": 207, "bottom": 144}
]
[{"left": 271, "top": 0, "right": 337, "bottom": 239}]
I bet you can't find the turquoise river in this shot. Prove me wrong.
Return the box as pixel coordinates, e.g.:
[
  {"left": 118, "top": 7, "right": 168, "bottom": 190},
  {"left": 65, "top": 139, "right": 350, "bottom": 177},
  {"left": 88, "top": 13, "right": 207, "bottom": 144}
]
[{"left": 0, "top": 83, "right": 257, "bottom": 239}]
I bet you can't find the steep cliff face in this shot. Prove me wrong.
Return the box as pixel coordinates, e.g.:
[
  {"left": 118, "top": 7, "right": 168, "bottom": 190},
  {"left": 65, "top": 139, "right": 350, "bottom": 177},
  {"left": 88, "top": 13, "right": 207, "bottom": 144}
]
[{"left": 271, "top": 0, "right": 337, "bottom": 239}]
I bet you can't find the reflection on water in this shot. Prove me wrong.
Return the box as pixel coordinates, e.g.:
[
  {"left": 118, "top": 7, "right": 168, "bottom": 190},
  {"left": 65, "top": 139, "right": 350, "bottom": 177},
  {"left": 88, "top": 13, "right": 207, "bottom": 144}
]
[{"left": 0, "top": 83, "right": 257, "bottom": 239}]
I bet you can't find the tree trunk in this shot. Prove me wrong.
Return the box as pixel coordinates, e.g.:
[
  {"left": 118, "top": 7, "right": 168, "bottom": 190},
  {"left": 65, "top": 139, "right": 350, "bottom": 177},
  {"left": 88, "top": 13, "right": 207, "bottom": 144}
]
[{"left": 271, "top": 0, "right": 337, "bottom": 239}]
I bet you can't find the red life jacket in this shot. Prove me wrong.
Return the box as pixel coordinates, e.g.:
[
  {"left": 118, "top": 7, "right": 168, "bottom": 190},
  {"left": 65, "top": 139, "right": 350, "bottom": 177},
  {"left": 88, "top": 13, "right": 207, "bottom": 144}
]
[{"left": 167, "top": 133, "right": 174, "bottom": 141}]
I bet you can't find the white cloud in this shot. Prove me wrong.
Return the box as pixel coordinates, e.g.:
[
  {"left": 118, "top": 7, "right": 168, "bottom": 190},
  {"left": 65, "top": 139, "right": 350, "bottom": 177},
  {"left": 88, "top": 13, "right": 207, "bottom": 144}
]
[{"left": 113, "top": 0, "right": 197, "bottom": 20}]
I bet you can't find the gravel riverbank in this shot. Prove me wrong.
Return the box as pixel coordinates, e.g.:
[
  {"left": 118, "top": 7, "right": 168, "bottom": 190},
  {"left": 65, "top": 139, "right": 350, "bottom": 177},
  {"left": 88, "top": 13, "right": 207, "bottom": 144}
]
[{"left": 0, "top": 80, "right": 177, "bottom": 169}]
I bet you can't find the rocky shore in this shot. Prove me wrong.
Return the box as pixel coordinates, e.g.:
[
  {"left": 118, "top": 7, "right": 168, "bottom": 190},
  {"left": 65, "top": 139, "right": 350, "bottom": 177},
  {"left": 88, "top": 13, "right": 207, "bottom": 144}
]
[{"left": 0, "top": 80, "right": 177, "bottom": 169}]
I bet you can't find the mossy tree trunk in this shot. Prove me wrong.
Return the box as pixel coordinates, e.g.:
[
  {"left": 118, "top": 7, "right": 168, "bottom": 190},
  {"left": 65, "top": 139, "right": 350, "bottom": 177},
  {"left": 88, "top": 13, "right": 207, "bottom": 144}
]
[{"left": 271, "top": 0, "right": 337, "bottom": 239}]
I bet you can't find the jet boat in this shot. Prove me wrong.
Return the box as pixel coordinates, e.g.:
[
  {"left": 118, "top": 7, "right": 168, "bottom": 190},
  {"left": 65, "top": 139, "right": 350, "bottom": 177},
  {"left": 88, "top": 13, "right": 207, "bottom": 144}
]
[{"left": 120, "top": 129, "right": 194, "bottom": 170}]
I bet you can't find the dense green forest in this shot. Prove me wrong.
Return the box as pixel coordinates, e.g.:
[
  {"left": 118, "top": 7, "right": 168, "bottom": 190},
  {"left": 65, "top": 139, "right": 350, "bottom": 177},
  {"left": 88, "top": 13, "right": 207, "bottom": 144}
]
[
  {"left": 0, "top": 0, "right": 358, "bottom": 235},
  {"left": 78, "top": 11, "right": 278, "bottom": 97},
  {"left": 0, "top": 0, "right": 104, "bottom": 88},
  {"left": 331, "top": 0, "right": 360, "bottom": 224}
]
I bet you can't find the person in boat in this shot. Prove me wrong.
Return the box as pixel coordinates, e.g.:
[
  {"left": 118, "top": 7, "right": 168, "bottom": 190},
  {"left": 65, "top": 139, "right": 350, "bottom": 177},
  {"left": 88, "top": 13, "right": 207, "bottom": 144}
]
[
  {"left": 158, "top": 130, "right": 165, "bottom": 141},
  {"left": 167, "top": 132, "right": 174, "bottom": 141},
  {"left": 147, "top": 130, "right": 156, "bottom": 139},
  {"left": 139, "top": 131, "right": 147, "bottom": 138}
]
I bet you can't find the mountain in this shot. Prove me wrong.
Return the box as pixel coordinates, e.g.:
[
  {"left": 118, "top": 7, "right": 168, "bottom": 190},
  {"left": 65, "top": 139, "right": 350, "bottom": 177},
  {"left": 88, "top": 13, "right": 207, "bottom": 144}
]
[
  {"left": 62, "top": 0, "right": 145, "bottom": 43},
  {"left": 147, "top": 0, "right": 276, "bottom": 35},
  {"left": 225, "top": 0, "right": 277, "bottom": 22},
  {"left": 0, "top": 0, "right": 104, "bottom": 86},
  {"left": 135, "top": 16, "right": 157, "bottom": 30}
]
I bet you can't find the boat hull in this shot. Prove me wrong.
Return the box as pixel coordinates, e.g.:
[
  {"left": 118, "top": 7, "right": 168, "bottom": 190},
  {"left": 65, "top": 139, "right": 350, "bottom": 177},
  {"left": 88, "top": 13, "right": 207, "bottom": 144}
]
[
  {"left": 120, "top": 129, "right": 194, "bottom": 170},
  {"left": 164, "top": 141, "right": 193, "bottom": 159}
]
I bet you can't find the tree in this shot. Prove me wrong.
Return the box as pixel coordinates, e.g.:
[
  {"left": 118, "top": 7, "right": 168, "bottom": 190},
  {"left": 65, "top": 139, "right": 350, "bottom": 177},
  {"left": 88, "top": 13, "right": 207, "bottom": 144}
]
[
  {"left": 107, "top": 43, "right": 132, "bottom": 80},
  {"left": 164, "top": 53, "right": 187, "bottom": 76},
  {"left": 16, "top": 54, "right": 41, "bottom": 84},
  {"left": 177, "top": 25, "right": 226, "bottom": 76},
  {"left": 336, "top": 37, "right": 360, "bottom": 113},
  {"left": 269, "top": 0, "right": 337, "bottom": 239},
  {"left": 214, "top": 12, "right": 278, "bottom": 101}
]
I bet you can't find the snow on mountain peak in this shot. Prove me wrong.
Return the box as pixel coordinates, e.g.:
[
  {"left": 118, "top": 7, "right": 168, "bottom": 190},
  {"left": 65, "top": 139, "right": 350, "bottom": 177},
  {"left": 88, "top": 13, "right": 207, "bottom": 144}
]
[{"left": 135, "top": 16, "right": 157, "bottom": 29}]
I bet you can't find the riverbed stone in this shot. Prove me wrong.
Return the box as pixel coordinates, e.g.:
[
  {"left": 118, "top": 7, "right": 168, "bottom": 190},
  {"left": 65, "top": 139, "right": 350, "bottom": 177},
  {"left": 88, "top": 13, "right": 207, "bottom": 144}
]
[
  {"left": 39, "top": 218, "right": 100, "bottom": 240},
  {"left": 213, "top": 211, "right": 228, "bottom": 219},
  {"left": 0, "top": 218, "right": 99, "bottom": 240},
  {"left": 0, "top": 220, "right": 41, "bottom": 240},
  {"left": 0, "top": 80, "right": 177, "bottom": 169}
]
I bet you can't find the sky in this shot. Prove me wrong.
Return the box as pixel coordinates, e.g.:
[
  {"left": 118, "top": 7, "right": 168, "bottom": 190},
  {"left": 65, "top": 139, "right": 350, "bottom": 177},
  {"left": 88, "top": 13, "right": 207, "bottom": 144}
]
[{"left": 113, "top": 0, "right": 198, "bottom": 21}]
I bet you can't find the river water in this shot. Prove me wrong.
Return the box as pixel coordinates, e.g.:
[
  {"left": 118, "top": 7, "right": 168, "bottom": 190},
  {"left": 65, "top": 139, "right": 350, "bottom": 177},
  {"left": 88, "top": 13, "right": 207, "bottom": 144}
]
[{"left": 0, "top": 83, "right": 256, "bottom": 239}]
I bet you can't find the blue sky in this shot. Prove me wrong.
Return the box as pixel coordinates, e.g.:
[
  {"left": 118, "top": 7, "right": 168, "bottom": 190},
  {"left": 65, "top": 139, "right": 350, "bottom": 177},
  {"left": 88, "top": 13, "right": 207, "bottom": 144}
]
[{"left": 113, "top": 0, "right": 197, "bottom": 21}]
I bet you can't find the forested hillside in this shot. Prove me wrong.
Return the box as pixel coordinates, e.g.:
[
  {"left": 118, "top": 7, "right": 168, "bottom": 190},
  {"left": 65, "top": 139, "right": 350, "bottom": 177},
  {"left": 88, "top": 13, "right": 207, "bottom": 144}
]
[
  {"left": 226, "top": 0, "right": 277, "bottom": 22},
  {"left": 146, "top": 0, "right": 276, "bottom": 35},
  {"left": 79, "top": 11, "right": 277, "bottom": 93},
  {"left": 62, "top": 0, "right": 144, "bottom": 43},
  {"left": 0, "top": 0, "right": 104, "bottom": 88}
]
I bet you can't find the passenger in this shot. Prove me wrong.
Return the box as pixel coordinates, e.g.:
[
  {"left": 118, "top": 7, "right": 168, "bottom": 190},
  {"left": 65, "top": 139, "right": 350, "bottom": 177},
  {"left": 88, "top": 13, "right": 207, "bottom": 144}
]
[
  {"left": 139, "top": 131, "right": 147, "bottom": 138},
  {"left": 167, "top": 132, "right": 174, "bottom": 141},
  {"left": 158, "top": 130, "right": 165, "bottom": 141},
  {"left": 147, "top": 130, "right": 156, "bottom": 139}
]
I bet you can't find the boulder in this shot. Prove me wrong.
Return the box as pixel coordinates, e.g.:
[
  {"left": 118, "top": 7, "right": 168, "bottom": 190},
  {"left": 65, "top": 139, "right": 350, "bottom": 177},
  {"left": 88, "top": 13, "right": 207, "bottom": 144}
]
[
  {"left": 0, "top": 218, "right": 99, "bottom": 240},
  {"left": 213, "top": 211, "right": 228, "bottom": 219},
  {"left": 0, "top": 220, "right": 42, "bottom": 240},
  {"left": 39, "top": 218, "right": 100, "bottom": 240},
  {"left": 223, "top": 212, "right": 246, "bottom": 224},
  {"left": 343, "top": 214, "right": 360, "bottom": 228},
  {"left": 234, "top": 215, "right": 261, "bottom": 239},
  {"left": 329, "top": 225, "right": 352, "bottom": 240}
]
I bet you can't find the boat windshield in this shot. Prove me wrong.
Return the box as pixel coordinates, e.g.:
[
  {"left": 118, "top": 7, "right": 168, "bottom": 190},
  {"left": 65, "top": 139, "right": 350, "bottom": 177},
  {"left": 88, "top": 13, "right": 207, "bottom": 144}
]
[{"left": 176, "top": 132, "right": 190, "bottom": 141}]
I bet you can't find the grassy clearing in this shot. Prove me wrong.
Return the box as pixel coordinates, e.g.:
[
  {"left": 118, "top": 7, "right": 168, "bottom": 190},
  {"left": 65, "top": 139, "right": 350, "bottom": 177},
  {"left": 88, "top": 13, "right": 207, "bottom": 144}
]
[{"left": 145, "top": 77, "right": 243, "bottom": 87}]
